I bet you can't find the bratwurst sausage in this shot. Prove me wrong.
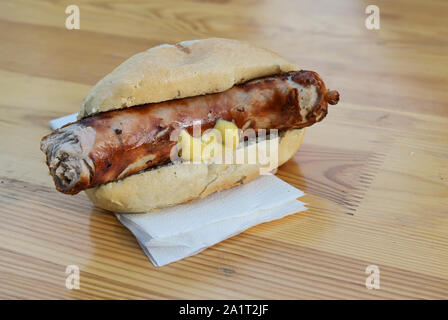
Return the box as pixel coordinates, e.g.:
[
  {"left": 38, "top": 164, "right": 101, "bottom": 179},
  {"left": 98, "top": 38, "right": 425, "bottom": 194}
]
[{"left": 41, "top": 70, "right": 339, "bottom": 194}]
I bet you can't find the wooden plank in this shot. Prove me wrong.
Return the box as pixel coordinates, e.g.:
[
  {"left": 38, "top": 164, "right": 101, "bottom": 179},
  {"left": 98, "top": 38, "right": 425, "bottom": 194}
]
[{"left": 0, "top": 0, "right": 447, "bottom": 299}]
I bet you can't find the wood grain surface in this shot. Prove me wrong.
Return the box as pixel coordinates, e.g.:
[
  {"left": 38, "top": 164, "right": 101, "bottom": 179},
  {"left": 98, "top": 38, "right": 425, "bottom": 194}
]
[{"left": 0, "top": 0, "right": 447, "bottom": 299}]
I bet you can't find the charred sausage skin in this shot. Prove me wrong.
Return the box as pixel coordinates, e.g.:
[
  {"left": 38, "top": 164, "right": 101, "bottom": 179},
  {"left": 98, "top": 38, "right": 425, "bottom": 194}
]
[{"left": 41, "top": 70, "right": 339, "bottom": 194}]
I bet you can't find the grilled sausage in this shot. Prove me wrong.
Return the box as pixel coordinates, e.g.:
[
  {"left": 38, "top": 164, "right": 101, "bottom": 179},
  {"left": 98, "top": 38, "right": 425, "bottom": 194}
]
[{"left": 41, "top": 70, "right": 339, "bottom": 194}]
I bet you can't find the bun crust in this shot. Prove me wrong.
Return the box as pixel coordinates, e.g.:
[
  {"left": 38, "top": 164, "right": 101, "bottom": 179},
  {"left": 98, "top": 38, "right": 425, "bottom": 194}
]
[
  {"left": 79, "top": 38, "right": 298, "bottom": 118},
  {"left": 86, "top": 129, "right": 305, "bottom": 213}
]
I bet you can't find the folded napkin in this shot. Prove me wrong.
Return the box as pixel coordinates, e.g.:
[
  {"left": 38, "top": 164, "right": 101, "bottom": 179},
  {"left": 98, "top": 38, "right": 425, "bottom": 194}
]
[
  {"left": 116, "top": 175, "right": 306, "bottom": 266},
  {"left": 49, "top": 114, "right": 307, "bottom": 266},
  {"left": 49, "top": 112, "right": 78, "bottom": 129}
]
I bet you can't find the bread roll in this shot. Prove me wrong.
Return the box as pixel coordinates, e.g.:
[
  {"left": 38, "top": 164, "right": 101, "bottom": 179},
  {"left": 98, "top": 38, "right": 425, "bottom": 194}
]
[
  {"left": 80, "top": 38, "right": 298, "bottom": 118},
  {"left": 81, "top": 38, "right": 304, "bottom": 213}
]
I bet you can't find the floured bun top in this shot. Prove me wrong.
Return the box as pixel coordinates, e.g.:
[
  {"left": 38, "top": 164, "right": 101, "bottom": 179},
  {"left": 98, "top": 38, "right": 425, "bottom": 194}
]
[{"left": 79, "top": 38, "right": 298, "bottom": 119}]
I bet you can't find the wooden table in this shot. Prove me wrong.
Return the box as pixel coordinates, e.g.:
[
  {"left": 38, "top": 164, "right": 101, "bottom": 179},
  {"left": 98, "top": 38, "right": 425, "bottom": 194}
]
[{"left": 0, "top": 0, "right": 447, "bottom": 299}]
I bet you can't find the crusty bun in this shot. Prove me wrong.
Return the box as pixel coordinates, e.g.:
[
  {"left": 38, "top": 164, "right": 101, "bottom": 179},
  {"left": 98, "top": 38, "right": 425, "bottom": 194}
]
[
  {"left": 85, "top": 129, "right": 305, "bottom": 213},
  {"left": 81, "top": 38, "right": 304, "bottom": 213},
  {"left": 79, "top": 38, "right": 298, "bottom": 118}
]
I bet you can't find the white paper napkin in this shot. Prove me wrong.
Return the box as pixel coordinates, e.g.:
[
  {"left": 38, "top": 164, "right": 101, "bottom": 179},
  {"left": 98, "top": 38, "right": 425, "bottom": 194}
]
[
  {"left": 49, "top": 114, "right": 307, "bottom": 266},
  {"left": 49, "top": 112, "right": 78, "bottom": 130},
  {"left": 116, "top": 175, "right": 306, "bottom": 266}
]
